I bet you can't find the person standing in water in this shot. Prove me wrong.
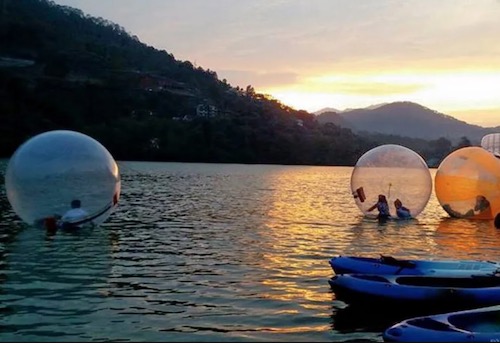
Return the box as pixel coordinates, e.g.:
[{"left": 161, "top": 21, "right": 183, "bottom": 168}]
[
  {"left": 367, "top": 194, "right": 391, "bottom": 221},
  {"left": 41, "top": 193, "right": 119, "bottom": 234},
  {"left": 474, "top": 195, "right": 491, "bottom": 214},
  {"left": 38, "top": 199, "right": 88, "bottom": 233}
]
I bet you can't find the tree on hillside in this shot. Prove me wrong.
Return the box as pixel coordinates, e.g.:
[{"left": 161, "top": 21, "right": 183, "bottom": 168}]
[{"left": 454, "top": 136, "right": 472, "bottom": 150}]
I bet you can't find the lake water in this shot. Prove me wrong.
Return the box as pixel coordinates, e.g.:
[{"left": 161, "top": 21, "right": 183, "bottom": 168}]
[{"left": 1, "top": 161, "right": 500, "bottom": 342}]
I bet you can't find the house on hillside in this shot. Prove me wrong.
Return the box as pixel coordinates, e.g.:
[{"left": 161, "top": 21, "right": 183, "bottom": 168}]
[
  {"left": 196, "top": 103, "right": 218, "bottom": 118},
  {"left": 138, "top": 74, "right": 186, "bottom": 92}
]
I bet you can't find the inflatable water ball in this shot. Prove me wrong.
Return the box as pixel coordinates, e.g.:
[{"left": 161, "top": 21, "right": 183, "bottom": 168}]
[
  {"left": 481, "top": 133, "right": 500, "bottom": 157},
  {"left": 5, "top": 130, "right": 121, "bottom": 227},
  {"left": 351, "top": 144, "right": 432, "bottom": 218},
  {"left": 435, "top": 146, "right": 500, "bottom": 220}
]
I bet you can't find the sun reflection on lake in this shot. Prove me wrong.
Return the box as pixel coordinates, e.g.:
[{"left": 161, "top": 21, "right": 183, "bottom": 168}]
[
  {"left": 254, "top": 166, "right": 354, "bottom": 316},
  {"left": 434, "top": 217, "right": 500, "bottom": 260}
]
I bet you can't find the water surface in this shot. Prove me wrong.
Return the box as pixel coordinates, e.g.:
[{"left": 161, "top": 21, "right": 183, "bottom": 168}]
[{"left": 1, "top": 161, "right": 500, "bottom": 342}]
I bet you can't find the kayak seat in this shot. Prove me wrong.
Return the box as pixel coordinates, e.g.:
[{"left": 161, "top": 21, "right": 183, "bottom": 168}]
[
  {"left": 380, "top": 255, "right": 417, "bottom": 269},
  {"left": 352, "top": 274, "right": 391, "bottom": 283},
  {"left": 406, "top": 318, "right": 458, "bottom": 332},
  {"left": 448, "top": 311, "right": 500, "bottom": 333},
  {"left": 397, "top": 275, "right": 500, "bottom": 288}
]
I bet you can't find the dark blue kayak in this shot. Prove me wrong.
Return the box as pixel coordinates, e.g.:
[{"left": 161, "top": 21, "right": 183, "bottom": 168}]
[
  {"left": 329, "top": 255, "right": 500, "bottom": 276},
  {"left": 383, "top": 305, "right": 500, "bottom": 342},
  {"left": 329, "top": 273, "right": 500, "bottom": 310}
]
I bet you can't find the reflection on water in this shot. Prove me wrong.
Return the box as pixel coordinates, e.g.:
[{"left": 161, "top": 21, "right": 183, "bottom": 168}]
[
  {"left": 0, "top": 226, "right": 113, "bottom": 341},
  {"left": 0, "top": 161, "right": 500, "bottom": 342},
  {"left": 435, "top": 217, "right": 500, "bottom": 259}
]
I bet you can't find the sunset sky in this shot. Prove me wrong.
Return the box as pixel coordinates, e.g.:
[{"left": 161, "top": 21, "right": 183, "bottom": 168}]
[{"left": 52, "top": 0, "right": 500, "bottom": 127}]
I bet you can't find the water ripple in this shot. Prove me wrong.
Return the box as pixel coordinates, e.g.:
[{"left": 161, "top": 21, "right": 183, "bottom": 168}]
[{"left": 1, "top": 162, "right": 499, "bottom": 341}]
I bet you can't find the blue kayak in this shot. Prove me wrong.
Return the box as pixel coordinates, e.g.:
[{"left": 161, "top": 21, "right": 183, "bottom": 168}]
[
  {"left": 329, "top": 255, "right": 500, "bottom": 276},
  {"left": 329, "top": 273, "right": 500, "bottom": 310},
  {"left": 383, "top": 305, "right": 500, "bottom": 342}
]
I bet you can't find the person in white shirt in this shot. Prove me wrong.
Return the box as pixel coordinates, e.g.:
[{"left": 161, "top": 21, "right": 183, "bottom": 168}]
[{"left": 60, "top": 199, "right": 89, "bottom": 228}]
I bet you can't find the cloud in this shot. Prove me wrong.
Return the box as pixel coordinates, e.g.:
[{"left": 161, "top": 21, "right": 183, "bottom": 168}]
[
  {"left": 448, "top": 108, "right": 500, "bottom": 128},
  {"left": 315, "top": 81, "right": 427, "bottom": 96},
  {"left": 216, "top": 70, "right": 299, "bottom": 89},
  {"left": 261, "top": 77, "right": 428, "bottom": 97},
  {"left": 52, "top": 0, "right": 500, "bottom": 73}
]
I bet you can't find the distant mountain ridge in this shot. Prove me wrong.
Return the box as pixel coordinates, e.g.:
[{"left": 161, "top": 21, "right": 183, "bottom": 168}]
[
  {"left": 314, "top": 103, "right": 388, "bottom": 114},
  {"left": 316, "top": 101, "right": 499, "bottom": 143},
  {"left": 314, "top": 107, "right": 343, "bottom": 114}
]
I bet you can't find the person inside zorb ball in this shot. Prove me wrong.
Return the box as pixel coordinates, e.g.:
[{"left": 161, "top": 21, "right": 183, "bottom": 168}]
[
  {"left": 351, "top": 144, "right": 432, "bottom": 220},
  {"left": 435, "top": 146, "right": 500, "bottom": 220},
  {"left": 5, "top": 130, "right": 121, "bottom": 231}
]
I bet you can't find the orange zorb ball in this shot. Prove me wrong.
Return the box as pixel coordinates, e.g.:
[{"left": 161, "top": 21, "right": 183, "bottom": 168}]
[{"left": 435, "top": 147, "right": 500, "bottom": 220}]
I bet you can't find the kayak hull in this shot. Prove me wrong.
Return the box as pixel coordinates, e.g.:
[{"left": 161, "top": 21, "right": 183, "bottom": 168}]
[
  {"left": 383, "top": 305, "right": 500, "bottom": 342},
  {"left": 329, "top": 255, "right": 500, "bottom": 276},
  {"left": 329, "top": 274, "right": 500, "bottom": 311}
]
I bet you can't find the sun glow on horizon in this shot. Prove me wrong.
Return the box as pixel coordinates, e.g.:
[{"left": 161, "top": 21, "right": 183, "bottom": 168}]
[{"left": 259, "top": 71, "right": 500, "bottom": 126}]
